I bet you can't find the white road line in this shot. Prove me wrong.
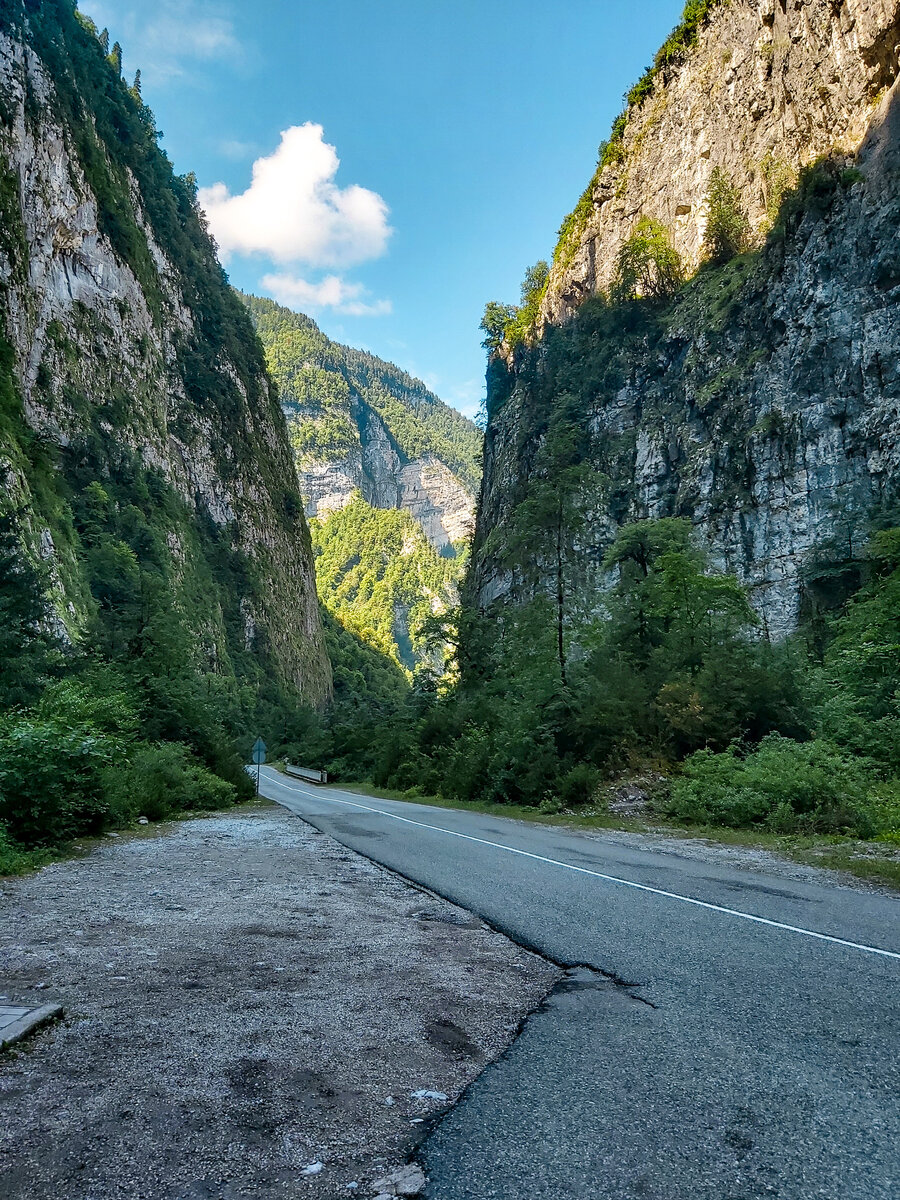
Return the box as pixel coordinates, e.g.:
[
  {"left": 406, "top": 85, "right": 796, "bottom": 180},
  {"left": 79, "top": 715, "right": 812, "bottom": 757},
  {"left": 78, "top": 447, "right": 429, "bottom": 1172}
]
[{"left": 262, "top": 770, "right": 900, "bottom": 962}]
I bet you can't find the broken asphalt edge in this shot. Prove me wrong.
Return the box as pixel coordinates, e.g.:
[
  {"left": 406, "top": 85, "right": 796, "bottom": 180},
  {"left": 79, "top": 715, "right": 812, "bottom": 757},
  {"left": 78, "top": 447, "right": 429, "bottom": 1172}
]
[{"left": 278, "top": 803, "right": 659, "bottom": 1192}]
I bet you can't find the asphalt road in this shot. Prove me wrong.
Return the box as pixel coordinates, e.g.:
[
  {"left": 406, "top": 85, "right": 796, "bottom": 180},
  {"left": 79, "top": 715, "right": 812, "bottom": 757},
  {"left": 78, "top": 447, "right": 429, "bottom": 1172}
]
[{"left": 258, "top": 767, "right": 900, "bottom": 1200}]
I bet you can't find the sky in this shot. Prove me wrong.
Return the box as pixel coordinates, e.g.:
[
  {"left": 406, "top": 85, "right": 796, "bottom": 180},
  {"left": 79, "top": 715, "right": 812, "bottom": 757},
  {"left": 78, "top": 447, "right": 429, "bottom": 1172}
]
[{"left": 79, "top": 0, "right": 685, "bottom": 419}]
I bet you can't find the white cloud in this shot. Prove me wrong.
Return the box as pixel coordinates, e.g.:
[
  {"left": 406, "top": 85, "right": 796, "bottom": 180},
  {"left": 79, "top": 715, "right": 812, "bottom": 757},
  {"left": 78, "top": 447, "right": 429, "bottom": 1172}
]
[
  {"left": 198, "top": 124, "right": 391, "bottom": 269},
  {"left": 79, "top": 1, "right": 243, "bottom": 83},
  {"left": 262, "top": 273, "right": 391, "bottom": 317}
]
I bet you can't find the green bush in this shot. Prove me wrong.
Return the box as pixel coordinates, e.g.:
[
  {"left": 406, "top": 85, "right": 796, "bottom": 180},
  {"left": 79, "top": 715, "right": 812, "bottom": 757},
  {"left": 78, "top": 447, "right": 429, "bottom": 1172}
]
[
  {"left": 703, "top": 167, "right": 750, "bottom": 264},
  {"left": 861, "top": 780, "right": 900, "bottom": 841},
  {"left": 0, "top": 716, "right": 119, "bottom": 847},
  {"left": 667, "top": 735, "right": 877, "bottom": 835},
  {"left": 557, "top": 762, "right": 602, "bottom": 807},
  {"left": 104, "top": 742, "right": 237, "bottom": 823},
  {"left": 614, "top": 218, "right": 684, "bottom": 301}
]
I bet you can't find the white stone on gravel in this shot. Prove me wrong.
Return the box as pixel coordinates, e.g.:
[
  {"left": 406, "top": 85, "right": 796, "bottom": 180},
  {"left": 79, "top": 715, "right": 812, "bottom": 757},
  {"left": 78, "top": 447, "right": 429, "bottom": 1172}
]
[{"left": 372, "top": 1162, "right": 427, "bottom": 1196}]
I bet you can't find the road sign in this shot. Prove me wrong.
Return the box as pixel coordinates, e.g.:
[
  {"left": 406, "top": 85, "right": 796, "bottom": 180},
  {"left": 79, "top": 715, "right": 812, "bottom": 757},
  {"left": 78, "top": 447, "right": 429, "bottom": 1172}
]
[{"left": 251, "top": 738, "right": 267, "bottom": 765}]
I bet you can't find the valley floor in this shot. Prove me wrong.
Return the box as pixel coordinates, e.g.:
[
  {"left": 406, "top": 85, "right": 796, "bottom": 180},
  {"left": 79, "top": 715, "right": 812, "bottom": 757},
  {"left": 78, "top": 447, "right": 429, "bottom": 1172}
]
[{"left": 0, "top": 803, "right": 557, "bottom": 1199}]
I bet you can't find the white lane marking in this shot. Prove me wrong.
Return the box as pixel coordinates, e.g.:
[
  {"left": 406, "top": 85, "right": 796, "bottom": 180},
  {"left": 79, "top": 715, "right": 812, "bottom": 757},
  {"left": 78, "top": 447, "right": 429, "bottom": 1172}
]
[{"left": 262, "top": 770, "right": 900, "bottom": 962}]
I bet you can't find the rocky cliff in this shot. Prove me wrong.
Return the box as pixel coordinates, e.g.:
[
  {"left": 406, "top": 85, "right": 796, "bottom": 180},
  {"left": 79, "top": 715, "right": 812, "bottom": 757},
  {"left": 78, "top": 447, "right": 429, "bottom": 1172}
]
[
  {"left": 473, "top": 0, "right": 900, "bottom": 639},
  {"left": 545, "top": 0, "right": 900, "bottom": 322},
  {"left": 243, "top": 295, "right": 479, "bottom": 551},
  {"left": 0, "top": 2, "right": 330, "bottom": 700}
]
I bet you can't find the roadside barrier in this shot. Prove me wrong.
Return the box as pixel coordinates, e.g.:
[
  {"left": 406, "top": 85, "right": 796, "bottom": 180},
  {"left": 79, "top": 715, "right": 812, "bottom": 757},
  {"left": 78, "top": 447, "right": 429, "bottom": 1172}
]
[{"left": 285, "top": 764, "right": 329, "bottom": 785}]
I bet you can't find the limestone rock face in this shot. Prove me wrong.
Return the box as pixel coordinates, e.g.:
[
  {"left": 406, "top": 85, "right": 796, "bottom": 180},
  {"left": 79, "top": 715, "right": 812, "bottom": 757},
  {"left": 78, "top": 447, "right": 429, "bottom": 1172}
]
[
  {"left": 473, "top": 27, "right": 900, "bottom": 639},
  {"left": 242, "top": 298, "right": 478, "bottom": 552},
  {"left": 298, "top": 401, "right": 476, "bottom": 551},
  {"left": 0, "top": 14, "right": 330, "bottom": 700},
  {"left": 544, "top": 0, "right": 900, "bottom": 323}
]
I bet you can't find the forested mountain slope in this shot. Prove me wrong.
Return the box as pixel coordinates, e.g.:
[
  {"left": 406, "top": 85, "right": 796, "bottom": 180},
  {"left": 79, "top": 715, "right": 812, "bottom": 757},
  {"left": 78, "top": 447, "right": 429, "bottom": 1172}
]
[
  {"left": 242, "top": 294, "right": 480, "bottom": 551},
  {"left": 243, "top": 293, "right": 480, "bottom": 672},
  {"left": 0, "top": 0, "right": 330, "bottom": 861}
]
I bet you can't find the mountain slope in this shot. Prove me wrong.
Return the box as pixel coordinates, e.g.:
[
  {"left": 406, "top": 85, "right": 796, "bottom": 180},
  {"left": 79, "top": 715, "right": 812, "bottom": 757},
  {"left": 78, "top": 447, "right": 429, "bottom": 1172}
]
[
  {"left": 242, "top": 294, "right": 481, "bottom": 551},
  {"left": 311, "top": 494, "right": 463, "bottom": 672},
  {"left": 472, "top": 0, "right": 900, "bottom": 639},
  {"left": 0, "top": 4, "right": 330, "bottom": 702}
]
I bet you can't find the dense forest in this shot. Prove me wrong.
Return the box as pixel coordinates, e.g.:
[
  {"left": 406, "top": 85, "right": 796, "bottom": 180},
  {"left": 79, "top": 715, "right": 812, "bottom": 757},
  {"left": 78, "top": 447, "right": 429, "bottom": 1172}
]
[
  {"left": 285, "top": 507, "right": 900, "bottom": 842},
  {"left": 310, "top": 495, "right": 464, "bottom": 673}
]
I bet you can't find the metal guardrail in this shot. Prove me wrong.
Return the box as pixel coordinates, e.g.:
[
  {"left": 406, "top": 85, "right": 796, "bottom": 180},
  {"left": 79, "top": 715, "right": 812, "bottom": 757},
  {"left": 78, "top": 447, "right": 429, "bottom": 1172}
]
[{"left": 285, "top": 764, "right": 329, "bottom": 785}]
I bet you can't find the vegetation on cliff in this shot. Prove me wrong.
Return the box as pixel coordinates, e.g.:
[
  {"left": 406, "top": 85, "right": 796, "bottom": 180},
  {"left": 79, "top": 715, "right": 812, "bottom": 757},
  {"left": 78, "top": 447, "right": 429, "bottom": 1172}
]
[
  {"left": 242, "top": 294, "right": 482, "bottom": 493},
  {"left": 310, "top": 494, "right": 464, "bottom": 673},
  {"left": 0, "top": 2, "right": 327, "bottom": 867}
]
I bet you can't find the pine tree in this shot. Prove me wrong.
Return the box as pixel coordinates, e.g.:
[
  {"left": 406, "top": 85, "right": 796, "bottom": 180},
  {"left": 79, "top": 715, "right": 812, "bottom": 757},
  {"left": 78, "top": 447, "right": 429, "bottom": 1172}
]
[{"left": 0, "top": 516, "right": 59, "bottom": 709}]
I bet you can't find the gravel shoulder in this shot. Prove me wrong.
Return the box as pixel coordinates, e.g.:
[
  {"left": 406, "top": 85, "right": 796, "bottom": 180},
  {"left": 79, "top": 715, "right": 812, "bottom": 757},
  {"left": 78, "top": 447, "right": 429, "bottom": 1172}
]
[
  {"left": 570, "top": 823, "right": 900, "bottom": 893},
  {"left": 0, "top": 802, "right": 560, "bottom": 1200}
]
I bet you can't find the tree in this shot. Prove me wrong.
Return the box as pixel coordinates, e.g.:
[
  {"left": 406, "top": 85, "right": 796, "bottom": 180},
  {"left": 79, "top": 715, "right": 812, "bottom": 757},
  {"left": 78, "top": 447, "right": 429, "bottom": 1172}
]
[
  {"left": 519, "top": 260, "right": 549, "bottom": 308},
  {"left": 614, "top": 217, "right": 684, "bottom": 301},
  {"left": 0, "top": 516, "right": 60, "bottom": 710},
  {"left": 480, "top": 301, "right": 517, "bottom": 351},
  {"left": 501, "top": 395, "right": 600, "bottom": 687},
  {"left": 703, "top": 166, "right": 750, "bottom": 264},
  {"left": 599, "top": 518, "right": 760, "bottom": 751}
]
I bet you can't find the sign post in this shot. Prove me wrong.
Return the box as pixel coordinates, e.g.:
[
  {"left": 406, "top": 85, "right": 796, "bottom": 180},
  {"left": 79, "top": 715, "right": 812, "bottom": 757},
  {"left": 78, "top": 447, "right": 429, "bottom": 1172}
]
[{"left": 251, "top": 737, "right": 267, "bottom": 796}]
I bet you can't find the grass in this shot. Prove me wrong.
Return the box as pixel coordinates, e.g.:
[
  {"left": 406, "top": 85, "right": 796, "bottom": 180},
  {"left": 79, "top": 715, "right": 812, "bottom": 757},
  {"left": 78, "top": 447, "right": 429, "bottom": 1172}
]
[{"left": 330, "top": 781, "right": 900, "bottom": 892}]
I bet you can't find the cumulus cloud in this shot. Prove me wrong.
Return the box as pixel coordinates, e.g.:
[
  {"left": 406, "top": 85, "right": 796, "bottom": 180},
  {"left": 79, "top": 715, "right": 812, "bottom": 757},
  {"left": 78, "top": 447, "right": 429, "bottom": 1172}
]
[
  {"left": 198, "top": 124, "right": 392, "bottom": 268},
  {"left": 262, "top": 273, "right": 392, "bottom": 317}
]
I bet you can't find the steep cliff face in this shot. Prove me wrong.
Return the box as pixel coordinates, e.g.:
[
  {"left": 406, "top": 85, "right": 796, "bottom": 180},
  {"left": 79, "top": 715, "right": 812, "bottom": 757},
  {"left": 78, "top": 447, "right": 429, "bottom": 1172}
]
[
  {"left": 545, "top": 0, "right": 900, "bottom": 323},
  {"left": 473, "top": 0, "right": 900, "bottom": 638},
  {"left": 0, "top": 2, "right": 330, "bottom": 700},
  {"left": 243, "top": 295, "right": 479, "bottom": 551}
]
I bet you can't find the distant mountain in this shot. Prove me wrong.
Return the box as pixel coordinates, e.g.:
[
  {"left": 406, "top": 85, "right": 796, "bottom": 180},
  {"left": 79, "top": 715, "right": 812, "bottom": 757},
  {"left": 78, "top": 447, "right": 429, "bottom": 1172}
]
[{"left": 241, "top": 294, "right": 481, "bottom": 551}]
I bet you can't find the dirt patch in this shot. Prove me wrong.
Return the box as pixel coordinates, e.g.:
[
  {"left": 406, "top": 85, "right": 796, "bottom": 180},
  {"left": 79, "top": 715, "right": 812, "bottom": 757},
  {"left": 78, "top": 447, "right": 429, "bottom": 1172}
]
[{"left": 0, "top": 805, "right": 559, "bottom": 1199}]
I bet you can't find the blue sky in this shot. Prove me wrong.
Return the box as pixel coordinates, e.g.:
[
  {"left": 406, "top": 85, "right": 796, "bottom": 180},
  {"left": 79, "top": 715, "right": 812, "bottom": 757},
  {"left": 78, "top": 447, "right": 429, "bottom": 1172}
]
[{"left": 80, "top": 0, "right": 685, "bottom": 418}]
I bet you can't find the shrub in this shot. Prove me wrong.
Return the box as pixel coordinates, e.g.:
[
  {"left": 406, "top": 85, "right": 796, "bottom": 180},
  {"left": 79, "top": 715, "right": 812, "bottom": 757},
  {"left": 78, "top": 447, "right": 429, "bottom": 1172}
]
[
  {"left": 0, "top": 716, "right": 119, "bottom": 847},
  {"left": 703, "top": 167, "right": 750, "bottom": 264},
  {"left": 614, "top": 217, "right": 684, "bottom": 301},
  {"left": 557, "top": 762, "right": 602, "bottom": 807},
  {"left": 104, "top": 741, "right": 237, "bottom": 824},
  {"left": 861, "top": 780, "right": 900, "bottom": 841},
  {"left": 666, "top": 735, "right": 877, "bottom": 835}
]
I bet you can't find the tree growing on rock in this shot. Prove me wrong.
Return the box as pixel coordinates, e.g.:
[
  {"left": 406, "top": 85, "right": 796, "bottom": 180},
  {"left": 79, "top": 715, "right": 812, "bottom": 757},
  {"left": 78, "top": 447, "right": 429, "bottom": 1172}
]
[
  {"left": 703, "top": 166, "right": 751, "bottom": 264},
  {"left": 614, "top": 217, "right": 684, "bottom": 302}
]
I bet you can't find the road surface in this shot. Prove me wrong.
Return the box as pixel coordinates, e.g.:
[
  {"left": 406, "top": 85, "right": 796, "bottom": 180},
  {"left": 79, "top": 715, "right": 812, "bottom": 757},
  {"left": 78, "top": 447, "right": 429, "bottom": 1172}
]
[{"left": 259, "top": 767, "right": 900, "bottom": 1200}]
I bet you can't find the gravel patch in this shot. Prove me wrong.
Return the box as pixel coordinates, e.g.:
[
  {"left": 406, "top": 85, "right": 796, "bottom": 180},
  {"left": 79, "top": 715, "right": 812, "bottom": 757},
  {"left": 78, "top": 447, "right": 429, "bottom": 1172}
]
[
  {"left": 0, "top": 804, "right": 559, "bottom": 1199},
  {"left": 575, "top": 824, "right": 900, "bottom": 893}
]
